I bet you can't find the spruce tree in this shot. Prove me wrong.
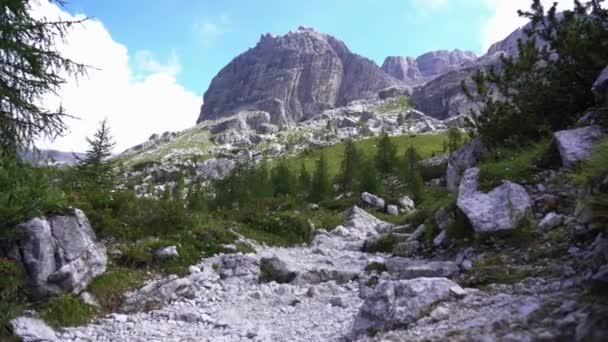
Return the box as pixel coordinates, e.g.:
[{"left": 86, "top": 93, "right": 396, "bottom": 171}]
[
  {"left": 309, "top": 154, "right": 331, "bottom": 203},
  {"left": 375, "top": 132, "right": 397, "bottom": 175},
  {"left": 339, "top": 139, "right": 360, "bottom": 194},
  {"left": 272, "top": 161, "right": 293, "bottom": 197},
  {"left": 402, "top": 146, "right": 424, "bottom": 203},
  {"left": 358, "top": 157, "right": 381, "bottom": 194},
  {"left": 447, "top": 127, "right": 464, "bottom": 153},
  {"left": 173, "top": 172, "right": 185, "bottom": 202},
  {"left": 76, "top": 119, "right": 116, "bottom": 195},
  {"left": 253, "top": 160, "right": 272, "bottom": 199},
  {"left": 298, "top": 163, "right": 312, "bottom": 197}
]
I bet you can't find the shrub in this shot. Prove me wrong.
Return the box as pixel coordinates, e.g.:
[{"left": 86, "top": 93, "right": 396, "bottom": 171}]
[
  {"left": 0, "top": 257, "right": 27, "bottom": 337},
  {"left": 88, "top": 268, "right": 147, "bottom": 314},
  {"left": 39, "top": 294, "right": 97, "bottom": 327},
  {"left": 239, "top": 211, "right": 312, "bottom": 246}
]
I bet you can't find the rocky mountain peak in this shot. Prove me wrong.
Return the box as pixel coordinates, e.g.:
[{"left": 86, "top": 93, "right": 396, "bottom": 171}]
[
  {"left": 197, "top": 27, "right": 405, "bottom": 126},
  {"left": 381, "top": 49, "right": 477, "bottom": 86}
]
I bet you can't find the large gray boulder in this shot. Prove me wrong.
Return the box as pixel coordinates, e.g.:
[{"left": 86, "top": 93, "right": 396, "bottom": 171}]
[
  {"left": 360, "top": 192, "right": 386, "bottom": 210},
  {"left": 197, "top": 27, "right": 405, "bottom": 127},
  {"left": 351, "top": 277, "right": 462, "bottom": 338},
  {"left": 554, "top": 126, "right": 604, "bottom": 169},
  {"left": 10, "top": 209, "right": 107, "bottom": 299},
  {"left": 10, "top": 316, "right": 57, "bottom": 342},
  {"left": 119, "top": 275, "right": 195, "bottom": 313},
  {"left": 457, "top": 168, "right": 532, "bottom": 234},
  {"left": 259, "top": 257, "right": 297, "bottom": 283},
  {"left": 446, "top": 139, "right": 486, "bottom": 191}
]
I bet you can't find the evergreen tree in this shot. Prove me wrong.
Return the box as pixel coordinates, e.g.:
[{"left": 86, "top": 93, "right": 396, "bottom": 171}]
[
  {"left": 162, "top": 184, "right": 173, "bottom": 202},
  {"left": 75, "top": 119, "right": 116, "bottom": 195},
  {"left": 0, "top": 0, "right": 88, "bottom": 155},
  {"left": 309, "top": 154, "right": 331, "bottom": 202},
  {"left": 462, "top": 0, "right": 608, "bottom": 147},
  {"left": 358, "top": 157, "right": 381, "bottom": 194},
  {"left": 402, "top": 146, "right": 424, "bottom": 203},
  {"left": 253, "top": 160, "right": 272, "bottom": 199},
  {"left": 339, "top": 139, "right": 360, "bottom": 194},
  {"left": 187, "top": 178, "right": 207, "bottom": 212},
  {"left": 397, "top": 112, "right": 405, "bottom": 126},
  {"left": 298, "top": 163, "right": 312, "bottom": 197},
  {"left": 272, "top": 161, "right": 293, "bottom": 197},
  {"left": 447, "top": 127, "right": 463, "bottom": 153},
  {"left": 375, "top": 132, "right": 397, "bottom": 175},
  {"left": 173, "top": 172, "right": 185, "bottom": 202}
]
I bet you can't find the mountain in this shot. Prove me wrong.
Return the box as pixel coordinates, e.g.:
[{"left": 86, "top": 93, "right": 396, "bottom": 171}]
[
  {"left": 20, "top": 149, "right": 85, "bottom": 166},
  {"left": 381, "top": 50, "right": 477, "bottom": 86},
  {"left": 197, "top": 27, "right": 407, "bottom": 126}
]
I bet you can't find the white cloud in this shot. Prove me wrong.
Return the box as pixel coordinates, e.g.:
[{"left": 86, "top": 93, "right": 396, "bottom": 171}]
[
  {"left": 31, "top": 1, "right": 201, "bottom": 153},
  {"left": 480, "top": 0, "right": 572, "bottom": 52},
  {"left": 193, "top": 14, "right": 230, "bottom": 45}
]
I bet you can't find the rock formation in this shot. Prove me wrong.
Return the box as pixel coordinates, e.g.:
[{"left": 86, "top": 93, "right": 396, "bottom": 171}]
[{"left": 197, "top": 27, "right": 406, "bottom": 126}]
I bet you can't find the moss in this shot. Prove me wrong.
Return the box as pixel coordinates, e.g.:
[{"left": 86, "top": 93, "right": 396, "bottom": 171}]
[
  {"left": 363, "top": 234, "right": 398, "bottom": 253},
  {"left": 39, "top": 294, "right": 97, "bottom": 328},
  {"left": 365, "top": 262, "right": 388, "bottom": 273}
]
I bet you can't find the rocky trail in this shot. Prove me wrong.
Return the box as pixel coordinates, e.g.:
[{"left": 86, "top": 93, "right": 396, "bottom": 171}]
[{"left": 19, "top": 202, "right": 599, "bottom": 342}]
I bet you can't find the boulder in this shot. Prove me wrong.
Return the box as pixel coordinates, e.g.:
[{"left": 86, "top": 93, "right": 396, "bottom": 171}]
[
  {"left": 360, "top": 192, "right": 386, "bottom": 210},
  {"left": 592, "top": 65, "right": 608, "bottom": 100},
  {"left": 10, "top": 209, "right": 107, "bottom": 299},
  {"left": 457, "top": 168, "right": 533, "bottom": 234},
  {"left": 259, "top": 257, "right": 297, "bottom": 283},
  {"left": 398, "top": 195, "right": 415, "bottom": 212},
  {"left": 351, "top": 277, "right": 459, "bottom": 338},
  {"left": 446, "top": 139, "right": 486, "bottom": 191},
  {"left": 154, "top": 246, "right": 179, "bottom": 260},
  {"left": 407, "top": 224, "right": 427, "bottom": 242},
  {"left": 433, "top": 230, "right": 450, "bottom": 248},
  {"left": 10, "top": 317, "right": 57, "bottom": 342},
  {"left": 385, "top": 258, "right": 459, "bottom": 279},
  {"left": 386, "top": 205, "right": 399, "bottom": 216},
  {"left": 554, "top": 126, "right": 604, "bottom": 169},
  {"left": 538, "top": 212, "right": 564, "bottom": 230},
  {"left": 195, "top": 158, "right": 236, "bottom": 179},
  {"left": 119, "top": 275, "right": 195, "bottom": 313},
  {"left": 216, "top": 254, "right": 260, "bottom": 281}
]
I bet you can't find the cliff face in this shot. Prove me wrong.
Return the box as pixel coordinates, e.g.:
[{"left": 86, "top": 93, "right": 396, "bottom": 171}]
[
  {"left": 197, "top": 27, "right": 405, "bottom": 126},
  {"left": 381, "top": 50, "right": 477, "bottom": 86}
]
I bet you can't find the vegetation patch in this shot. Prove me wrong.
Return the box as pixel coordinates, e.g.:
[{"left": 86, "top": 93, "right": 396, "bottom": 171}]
[
  {"left": 376, "top": 96, "right": 413, "bottom": 113},
  {"left": 88, "top": 267, "right": 148, "bottom": 314},
  {"left": 39, "top": 294, "right": 97, "bottom": 328}
]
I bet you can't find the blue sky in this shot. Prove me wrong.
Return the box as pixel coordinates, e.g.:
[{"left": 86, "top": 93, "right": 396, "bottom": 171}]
[
  {"left": 63, "top": 0, "right": 497, "bottom": 96},
  {"left": 38, "top": 0, "right": 553, "bottom": 152}
]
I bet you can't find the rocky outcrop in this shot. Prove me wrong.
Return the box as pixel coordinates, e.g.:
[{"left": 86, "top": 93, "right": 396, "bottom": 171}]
[
  {"left": 198, "top": 27, "right": 405, "bottom": 126},
  {"left": 10, "top": 209, "right": 107, "bottom": 299},
  {"left": 457, "top": 168, "right": 533, "bottom": 234},
  {"left": 446, "top": 138, "right": 486, "bottom": 191},
  {"left": 360, "top": 192, "right": 385, "bottom": 210},
  {"left": 385, "top": 259, "right": 460, "bottom": 279},
  {"left": 351, "top": 277, "right": 462, "bottom": 338},
  {"left": 381, "top": 50, "right": 476, "bottom": 86},
  {"left": 195, "top": 158, "right": 236, "bottom": 179},
  {"left": 592, "top": 65, "right": 608, "bottom": 100},
  {"left": 554, "top": 126, "right": 604, "bottom": 169}
]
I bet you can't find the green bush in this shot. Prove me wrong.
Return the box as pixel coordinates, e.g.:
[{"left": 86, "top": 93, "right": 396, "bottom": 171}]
[
  {"left": 239, "top": 211, "right": 312, "bottom": 246},
  {"left": 0, "top": 257, "right": 27, "bottom": 338},
  {"left": 39, "top": 294, "right": 97, "bottom": 328},
  {"left": 88, "top": 268, "right": 148, "bottom": 314}
]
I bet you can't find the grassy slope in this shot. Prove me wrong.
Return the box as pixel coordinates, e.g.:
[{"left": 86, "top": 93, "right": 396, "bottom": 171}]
[{"left": 283, "top": 133, "right": 448, "bottom": 177}]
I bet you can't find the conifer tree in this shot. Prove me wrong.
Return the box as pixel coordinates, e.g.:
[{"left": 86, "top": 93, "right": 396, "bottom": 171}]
[
  {"left": 309, "top": 154, "right": 331, "bottom": 202},
  {"left": 447, "top": 127, "right": 464, "bottom": 153},
  {"left": 75, "top": 119, "right": 116, "bottom": 195},
  {"left": 173, "top": 172, "right": 185, "bottom": 202},
  {"left": 272, "top": 161, "right": 293, "bottom": 197},
  {"left": 402, "top": 146, "right": 424, "bottom": 202},
  {"left": 375, "top": 132, "right": 397, "bottom": 175},
  {"left": 339, "top": 139, "right": 360, "bottom": 194},
  {"left": 298, "top": 163, "right": 312, "bottom": 197},
  {"left": 358, "top": 157, "right": 381, "bottom": 194}
]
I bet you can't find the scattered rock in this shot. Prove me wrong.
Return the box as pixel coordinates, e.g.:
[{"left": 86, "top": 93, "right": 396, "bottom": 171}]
[
  {"left": 80, "top": 291, "right": 99, "bottom": 307},
  {"left": 435, "top": 206, "right": 455, "bottom": 231},
  {"left": 457, "top": 168, "right": 532, "bottom": 234},
  {"left": 407, "top": 224, "right": 427, "bottom": 242},
  {"left": 351, "top": 277, "right": 459, "bottom": 338},
  {"left": 392, "top": 241, "right": 422, "bottom": 257},
  {"left": 216, "top": 254, "right": 260, "bottom": 281},
  {"left": 329, "top": 296, "right": 346, "bottom": 308},
  {"left": 120, "top": 275, "right": 195, "bottom": 313},
  {"left": 398, "top": 195, "right": 415, "bottom": 212},
  {"left": 429, "top": 306, "right": 450, "bottom": 321},
  {"left": 538, "top": 212, "right": 564, "bottom": 230},
  {"left": 259, "top": 257, "right": 298, "bottom": 283},
  {"left": 10, "top": 317, "right": 57, "bottom": 342},
  {"left": 433, "top": 230, "right": 450, "bottom": 248},
  {"left": 154, "top": 246, "right": 179, "bottom": 260},
  {"left": 360, "top": 192, "right": 386, "bottom": 210},
  {"left": 554, "top": 126, "right": 604, "bottom": 169},
  {"left": 386, "top": 204, "right": 399, "bottom": 216}
]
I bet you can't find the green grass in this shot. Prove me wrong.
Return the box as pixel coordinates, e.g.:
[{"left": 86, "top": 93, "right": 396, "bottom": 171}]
[
  {"left": 88, "top": 267, "right": 148, "bottom": 314},
  {"left": 283, "top": 132, "right": 448, "bottom": 178},
  {"left": 377, "top": 96, "right": 413, "bottom": 113},
  {"left": 478, "top": 137, "right": 557, "bottom": 191},
  {"left": 39, "top": 294, "right": 97, "bottom": 328}
]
